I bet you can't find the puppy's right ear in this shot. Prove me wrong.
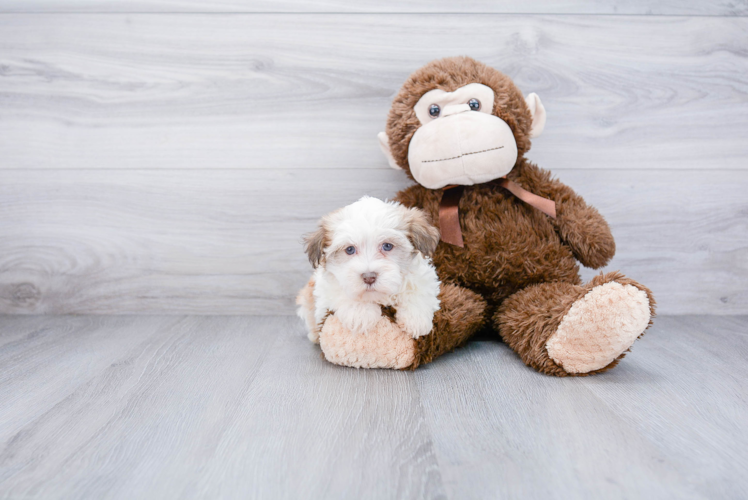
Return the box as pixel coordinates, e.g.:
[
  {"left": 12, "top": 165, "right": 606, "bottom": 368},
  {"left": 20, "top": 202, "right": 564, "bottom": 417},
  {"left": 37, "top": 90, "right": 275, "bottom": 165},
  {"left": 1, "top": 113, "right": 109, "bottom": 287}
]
[{"left": 304, "top": 225, "right": 328, "bottom": 268}]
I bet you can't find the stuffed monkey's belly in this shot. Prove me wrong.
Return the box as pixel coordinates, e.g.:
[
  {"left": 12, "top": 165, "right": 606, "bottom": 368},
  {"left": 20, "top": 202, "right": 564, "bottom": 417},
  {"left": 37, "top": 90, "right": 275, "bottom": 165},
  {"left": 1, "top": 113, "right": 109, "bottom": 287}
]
[{"left": 319, "top": 315, "right": 416, "bottom": 369}]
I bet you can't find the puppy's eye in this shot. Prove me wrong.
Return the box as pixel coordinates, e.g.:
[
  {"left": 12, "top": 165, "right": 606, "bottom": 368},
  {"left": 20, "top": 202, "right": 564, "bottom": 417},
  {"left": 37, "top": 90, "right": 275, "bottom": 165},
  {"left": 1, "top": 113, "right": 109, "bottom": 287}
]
[
  {"left": 468, "top": 98, "right": 481, "bottom": 111},
  {"left": 429, "top": 104, "right": 440, "bottom": 118},
  {"left": 382, "top": 243, "right": 394, "bottom": 252},
  {"left": 345, "top": 246, "right": 356, "bottom": 255}
]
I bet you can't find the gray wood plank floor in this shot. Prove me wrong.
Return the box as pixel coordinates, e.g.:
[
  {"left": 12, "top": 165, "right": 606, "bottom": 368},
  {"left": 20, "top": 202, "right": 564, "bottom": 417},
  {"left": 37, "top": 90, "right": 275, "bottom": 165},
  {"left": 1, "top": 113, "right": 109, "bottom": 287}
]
[{"left": 1, "top": 315, "right": 746, "bottom": 499}]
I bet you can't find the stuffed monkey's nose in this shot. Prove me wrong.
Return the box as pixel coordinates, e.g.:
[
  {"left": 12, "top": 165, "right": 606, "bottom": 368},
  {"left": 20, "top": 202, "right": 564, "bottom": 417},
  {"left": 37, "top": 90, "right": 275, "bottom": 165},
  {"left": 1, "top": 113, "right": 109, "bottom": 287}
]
[
  {"left": 441, "top": 103, "right": 471, "bottom": 117},
  {"left": 362, "top": 272, "right": 377, "bottom": 285}
]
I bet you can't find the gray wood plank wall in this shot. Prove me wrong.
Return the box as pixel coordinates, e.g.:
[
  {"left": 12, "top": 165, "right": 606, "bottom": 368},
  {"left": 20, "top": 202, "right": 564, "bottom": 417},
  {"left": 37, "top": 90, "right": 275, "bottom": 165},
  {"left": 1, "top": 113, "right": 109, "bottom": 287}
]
[
  {"left": 1, "top": 4, "right": 747, "bottom": 315},
  {"left": 2, "top": 1, "right": 747, "bottom": 15}
]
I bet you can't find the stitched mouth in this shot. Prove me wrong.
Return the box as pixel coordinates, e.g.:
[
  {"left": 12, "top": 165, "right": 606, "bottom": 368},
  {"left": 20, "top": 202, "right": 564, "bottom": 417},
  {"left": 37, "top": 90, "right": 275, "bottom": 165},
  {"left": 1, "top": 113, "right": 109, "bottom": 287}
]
[{"left": 422, "top": 146, "right": 503, "bottom": 164}]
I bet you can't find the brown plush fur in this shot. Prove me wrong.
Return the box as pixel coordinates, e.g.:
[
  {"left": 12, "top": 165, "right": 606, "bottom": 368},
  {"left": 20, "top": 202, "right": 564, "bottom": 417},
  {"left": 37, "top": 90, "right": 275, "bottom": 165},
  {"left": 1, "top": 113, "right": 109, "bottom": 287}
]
[
  {"left": 395, "top": 159, "right": 616, "bottom": 305},
  {"left": 389, "top": 56, "right": 654, "bottom": 376}
]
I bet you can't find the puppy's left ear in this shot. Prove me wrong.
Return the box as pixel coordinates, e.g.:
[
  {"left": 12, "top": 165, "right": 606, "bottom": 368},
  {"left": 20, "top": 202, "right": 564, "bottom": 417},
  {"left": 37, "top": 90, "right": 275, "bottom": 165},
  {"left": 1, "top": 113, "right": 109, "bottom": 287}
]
[
  {"left": 304, "top": 224, "right": 328, "bottom": 268},
  {"left": 404, "top": 207, "right": 440, "bottom": 257}
]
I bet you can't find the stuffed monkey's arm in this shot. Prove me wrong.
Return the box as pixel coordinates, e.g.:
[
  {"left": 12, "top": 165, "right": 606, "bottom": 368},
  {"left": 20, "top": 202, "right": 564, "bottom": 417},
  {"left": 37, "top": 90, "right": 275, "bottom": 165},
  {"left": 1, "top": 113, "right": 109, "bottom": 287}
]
[{"left": 519, "top": 163, "right": 616, "bottom": 269}]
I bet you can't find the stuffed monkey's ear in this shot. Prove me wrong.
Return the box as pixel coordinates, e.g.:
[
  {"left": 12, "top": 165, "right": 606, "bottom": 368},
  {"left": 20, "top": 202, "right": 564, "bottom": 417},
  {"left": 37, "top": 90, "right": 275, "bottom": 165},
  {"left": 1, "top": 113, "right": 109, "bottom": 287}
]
[
  {"left": 303, "top": 225, "right": 328, "bottom": 268},
  {"left": 378, "top": 132, "right": 402, "bottom": 170},
  {"left": 525, "top": 93, "right": 546, "bottom": 138},
  {"left": 404, "top": 207, "right": 440, "bottom": 258}
]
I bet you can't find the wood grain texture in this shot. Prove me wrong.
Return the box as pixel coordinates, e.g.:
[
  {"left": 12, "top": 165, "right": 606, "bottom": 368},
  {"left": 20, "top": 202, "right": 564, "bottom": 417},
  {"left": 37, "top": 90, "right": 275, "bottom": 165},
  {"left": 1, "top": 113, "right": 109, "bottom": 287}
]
[
  {"left": 0, "top": 315, "right": 746, "bottom": 499},
  {"left": 577, "top": 315, "right": 748, "bottom": 499},
  {"left": 1, "top": 12, "right": 746, "bottom": 315},
  {"left": 1, "top": 0, "right": 746, "bottom": 15},
  {"left": 0, "top": 168, "right": 745, "bottom": 315},
  {"left": 186, "top": 320, "right": 445, "bottom": 500},
  {"left": 1, "top": 14, "right": 747, "bottom": 171},
  {"left": 414, "top": 315, "right": 748, "bottom": 500},
  {"left": 0, "top": 315, "right": 444, "bottom": 500}
]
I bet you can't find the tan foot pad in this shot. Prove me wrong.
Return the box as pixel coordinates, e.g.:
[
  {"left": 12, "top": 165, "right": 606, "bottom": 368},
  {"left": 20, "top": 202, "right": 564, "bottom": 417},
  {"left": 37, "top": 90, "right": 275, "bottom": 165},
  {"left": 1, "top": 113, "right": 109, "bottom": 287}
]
[
  {"left": 319, "top": 315, "right": 416, "bottom": 369},
  {"left": 546, "top": 282, "right": 651, "bottom": 374}
]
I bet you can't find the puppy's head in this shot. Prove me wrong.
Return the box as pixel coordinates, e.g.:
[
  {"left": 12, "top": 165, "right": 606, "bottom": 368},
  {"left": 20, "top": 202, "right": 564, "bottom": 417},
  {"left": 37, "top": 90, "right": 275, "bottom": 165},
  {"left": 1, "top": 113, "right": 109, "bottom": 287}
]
[{"left": 304, "top": 196, "right": 439, "bottom": 302}]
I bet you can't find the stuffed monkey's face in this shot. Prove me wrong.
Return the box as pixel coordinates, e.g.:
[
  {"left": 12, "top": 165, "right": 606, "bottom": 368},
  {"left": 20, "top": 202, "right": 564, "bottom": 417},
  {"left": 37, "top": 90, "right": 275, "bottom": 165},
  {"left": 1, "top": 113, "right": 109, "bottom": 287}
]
[
  {"left": 409, "top": 83, "right": 519, "bottom": 189},
  {"left": 378, "top": 71, "right": 546, "bottom": 189}
]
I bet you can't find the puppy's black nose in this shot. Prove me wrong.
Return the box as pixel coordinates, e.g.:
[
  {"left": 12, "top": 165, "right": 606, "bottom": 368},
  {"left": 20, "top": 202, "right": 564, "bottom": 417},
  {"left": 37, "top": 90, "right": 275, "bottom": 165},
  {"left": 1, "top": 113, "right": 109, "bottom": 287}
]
[{"left": 362, "top": 272, "right": 377, "bottom": 285}]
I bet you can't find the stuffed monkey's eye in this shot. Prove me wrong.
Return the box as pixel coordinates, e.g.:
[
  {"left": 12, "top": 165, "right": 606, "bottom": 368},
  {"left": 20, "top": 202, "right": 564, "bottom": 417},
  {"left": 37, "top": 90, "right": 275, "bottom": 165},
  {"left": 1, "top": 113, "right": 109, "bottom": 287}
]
[
  {"left": 382, "top": 243, "right": 394, "bottom": 252},
  {"left": 429, "top": 104, "right": 441, "bottom": 118},
  {"left": 345, "top": 246, "right": 356, "bottom": 255},
  {"left": 468, "top": 98, "right": 481, "bottom": 111}
]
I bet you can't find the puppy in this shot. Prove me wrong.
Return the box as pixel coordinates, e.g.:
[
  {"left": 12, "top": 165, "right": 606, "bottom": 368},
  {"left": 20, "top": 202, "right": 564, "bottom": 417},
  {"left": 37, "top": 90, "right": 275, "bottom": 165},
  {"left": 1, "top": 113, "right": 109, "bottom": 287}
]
[{"left": 296, "top": 196, "right": 441, "bottom": 343}]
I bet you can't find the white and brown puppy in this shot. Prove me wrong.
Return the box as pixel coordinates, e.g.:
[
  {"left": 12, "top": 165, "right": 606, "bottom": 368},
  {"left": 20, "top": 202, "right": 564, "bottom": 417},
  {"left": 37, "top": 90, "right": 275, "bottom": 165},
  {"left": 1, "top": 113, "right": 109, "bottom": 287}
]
[{"left": 297, "top": 196, "right": 441, "bottom": 343}]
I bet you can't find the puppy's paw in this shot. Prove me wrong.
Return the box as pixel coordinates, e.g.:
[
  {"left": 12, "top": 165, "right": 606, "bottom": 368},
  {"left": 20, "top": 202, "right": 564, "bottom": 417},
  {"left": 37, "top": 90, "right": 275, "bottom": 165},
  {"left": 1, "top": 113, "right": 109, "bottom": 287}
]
[
  {"left": 336, "top": 302, "right": 383, "bottom": 335},
  {"left": 396, "top": 308, "right": 434, "bottom": 339},
  {"left": 307, "top": 329, "right": 320, "bottom": 344}
]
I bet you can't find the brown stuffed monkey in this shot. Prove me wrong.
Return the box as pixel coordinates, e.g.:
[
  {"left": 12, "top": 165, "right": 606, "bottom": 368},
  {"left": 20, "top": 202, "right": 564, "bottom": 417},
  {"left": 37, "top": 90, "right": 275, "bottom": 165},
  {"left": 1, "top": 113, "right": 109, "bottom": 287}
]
[{"left": 378, "top": 56, "right": 655, "bottom": 376}]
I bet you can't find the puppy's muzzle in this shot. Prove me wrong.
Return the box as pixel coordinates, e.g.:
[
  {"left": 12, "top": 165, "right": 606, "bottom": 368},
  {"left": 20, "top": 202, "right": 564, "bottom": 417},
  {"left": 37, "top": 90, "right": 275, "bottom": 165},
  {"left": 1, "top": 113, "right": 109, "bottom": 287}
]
[{"left": 362, "top": 272, "right": 377, "bottom": 285}]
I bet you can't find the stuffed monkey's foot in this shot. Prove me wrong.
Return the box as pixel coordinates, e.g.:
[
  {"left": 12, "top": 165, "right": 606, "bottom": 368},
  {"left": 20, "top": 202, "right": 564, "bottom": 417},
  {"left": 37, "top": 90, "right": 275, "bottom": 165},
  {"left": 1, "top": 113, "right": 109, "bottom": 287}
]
[
  {"left": 317, "top": 283, "right": 486, "bottom": 370},
  {"left": 495, "top": 272, "right": 655, "bottom": 376},
  {"left": 546, "top": 273, "right": 653, "bottom": 374},
  {"left": 320, "top": 315, "right": 416, "bottom": 369}
]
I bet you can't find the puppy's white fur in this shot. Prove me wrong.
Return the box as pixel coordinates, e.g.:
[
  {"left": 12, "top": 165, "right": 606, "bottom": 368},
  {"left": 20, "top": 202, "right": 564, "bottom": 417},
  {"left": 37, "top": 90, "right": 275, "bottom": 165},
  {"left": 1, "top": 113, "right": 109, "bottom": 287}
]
[{"left": 297, "top": 196, "right": 441, "bottom": 342}]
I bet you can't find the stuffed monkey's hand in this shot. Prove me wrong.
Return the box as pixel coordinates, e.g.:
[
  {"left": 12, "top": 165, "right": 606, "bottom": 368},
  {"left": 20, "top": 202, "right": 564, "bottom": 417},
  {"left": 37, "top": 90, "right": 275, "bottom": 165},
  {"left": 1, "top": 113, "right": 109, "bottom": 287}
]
[
  {"left": 554, "top": 198, "right": 616, "bottom": 269},
  {"left": 519, "top": 163, "right": 616, "bottom": 269}
]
